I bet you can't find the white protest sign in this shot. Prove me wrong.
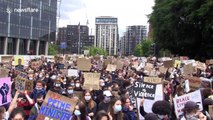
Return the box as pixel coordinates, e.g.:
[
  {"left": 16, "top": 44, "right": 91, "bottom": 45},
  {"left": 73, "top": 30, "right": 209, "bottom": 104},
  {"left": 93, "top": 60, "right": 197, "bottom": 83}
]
[
  {"left": 173, "top": 90, "right": 202, "bottom": 118},
  {"left": 67, "top": 69, "right": 78, "bottom": 77}
]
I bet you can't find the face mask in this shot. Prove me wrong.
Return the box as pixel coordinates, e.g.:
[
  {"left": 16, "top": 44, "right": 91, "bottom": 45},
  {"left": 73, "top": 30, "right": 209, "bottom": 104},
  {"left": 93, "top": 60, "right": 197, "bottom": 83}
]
[
  {"left": 55, "top": 83, "right": 61, "bottom": 87},
  {"left": 75, "top": 83, "right": 80, "bottom": 87},
  {"left": 29, "top": 77, "right": 33, "bottom": 80},
  {"left": 84, "top": 96, "right": 91, "bottom": 101},
  {"left": 114, "top": 105, "right": 122, "bottom": 113},
  {"left": 67, "top": 90, "right": 73, "bottom": 94},
  {"left": 74, "top": 110, "right": 81, "bottom": 116},
  {"left": 64, "top": 79, "right": 67, "bottom": 81},
  {"left": 36, "top": 87, "right": 42, "bottom": 91},
  {"left": 100, "top": 83, "right": 105, "bottom": 86},
  {"left": 51, "top": 75, "right": 56, "bottom": 80},
  {"left": 104, "top": 96, "right": 111, "bottom": 103},
  {"left": 70, "top": 83, "right": 75, "bottom": 86},
  {"left": 105, "top": 78, "right": 109, "bottom": 82},
  {"left": 46, "top": 76, "right": 49, "bottom": 78},
  {"left": 39, "top": 74, "right": 43, "bottom": 78},
  {"left": 157, "top": 114, "right": 165, "bottom": 119}
]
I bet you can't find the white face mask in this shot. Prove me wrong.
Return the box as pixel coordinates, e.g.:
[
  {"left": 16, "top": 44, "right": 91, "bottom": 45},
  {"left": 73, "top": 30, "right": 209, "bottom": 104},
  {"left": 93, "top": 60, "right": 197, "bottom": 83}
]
[
  {"left": 157, "top": 114, "right": 165, "bottom": 119},
  {"left": 84, "top": 96, "right": 91, "bottom": 101},
  {"left": 100, "top": 82, "right": 105, "bottom": 86},
  {"left": 75, "top": 83, "right": 80, "bottom": 87},
  {"left": 29, "top": 77, "right": 33, "bottom": 80}
]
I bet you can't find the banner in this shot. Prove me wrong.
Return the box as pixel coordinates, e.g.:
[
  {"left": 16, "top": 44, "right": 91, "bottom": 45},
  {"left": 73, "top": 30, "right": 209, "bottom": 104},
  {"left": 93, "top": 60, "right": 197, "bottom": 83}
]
[
  {"left": 0, "top": 77, "right": 11, "bottom": 106},
  {"left": 37, "top": 91, "right": 78, "bottom": 120},
  {"left": 67, "top": 69, "right": 78, "bottom": 77},
  {"left": 83, "top": 73, "right": 100, "bottom": 90},
  {"left": 15, "top": 72, "right": 33, "bottom": 92},
  {"left": 173, "top": 90, "right": 202, "bottom": 118},
  {"left": 0, "top": 68, "right": 9, "bottom": 78},
  {"left": 132, "top": 81, "right": 157, "bottom": 100},
  {"left": 106, "top": 64, "right": 116, "bottom": 72},
  {"left": 144, "top": 77, "right": 162, "bottom": 84},
  {"left": 77, "top": 58, "right": 91, "bottom": 71}
]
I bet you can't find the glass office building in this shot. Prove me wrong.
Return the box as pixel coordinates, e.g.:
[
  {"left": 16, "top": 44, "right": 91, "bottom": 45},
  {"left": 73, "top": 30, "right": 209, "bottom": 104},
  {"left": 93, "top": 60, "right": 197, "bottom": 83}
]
[{"left": 0, "top": 0, "right": 57, "bottom": 55}]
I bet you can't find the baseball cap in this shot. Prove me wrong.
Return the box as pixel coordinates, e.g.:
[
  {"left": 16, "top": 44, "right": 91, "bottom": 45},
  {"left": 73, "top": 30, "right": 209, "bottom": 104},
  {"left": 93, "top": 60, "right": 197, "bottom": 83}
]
[
  {"left": 103, "top": 90, "right": 112, "bottom": 97},
  {"left": 184, "top": 101, "right": 199, "bottom": 110}
]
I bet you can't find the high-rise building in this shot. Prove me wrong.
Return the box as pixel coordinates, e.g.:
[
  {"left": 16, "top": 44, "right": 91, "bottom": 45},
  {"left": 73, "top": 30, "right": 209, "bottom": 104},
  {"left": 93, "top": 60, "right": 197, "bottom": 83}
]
[
  {"left": 57, "top": 27, "right": 67, "bottom": 44},
  {"left": 95, "top": 16, "right": 118, "bottom": 55},
  {"left": 0, "top": 0, "right": 57, "bottom": 55},
  {"left": 122, "top": 25, "right": 147, "bottom": 55}
]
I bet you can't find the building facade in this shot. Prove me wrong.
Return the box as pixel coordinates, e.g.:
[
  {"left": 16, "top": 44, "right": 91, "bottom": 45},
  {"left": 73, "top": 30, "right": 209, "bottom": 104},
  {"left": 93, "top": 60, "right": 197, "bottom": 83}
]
[
  {"left": 95, "top": 16, "right": 118, "bottom": 55},
  {"left": 0, "top": 0, "right": 57, "bottom": 55},
  {"left": 122, "top": 25, "right": 147, "bottom": 55}
]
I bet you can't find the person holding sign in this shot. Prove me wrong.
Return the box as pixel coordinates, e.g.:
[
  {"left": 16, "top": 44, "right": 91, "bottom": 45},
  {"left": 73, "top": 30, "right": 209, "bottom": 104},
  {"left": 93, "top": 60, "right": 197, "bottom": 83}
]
[
  {"left": 15, "top": 58, "right": 24, "bottom": 71},
  {"left": 83, "top": 90, "right": 97, "bottom": 119},
  {"left": 71, "top": 101, "right": 91, "bottom": 120},
  {"left": 121, "top": 96, "right": 136, "bottom": 120}
]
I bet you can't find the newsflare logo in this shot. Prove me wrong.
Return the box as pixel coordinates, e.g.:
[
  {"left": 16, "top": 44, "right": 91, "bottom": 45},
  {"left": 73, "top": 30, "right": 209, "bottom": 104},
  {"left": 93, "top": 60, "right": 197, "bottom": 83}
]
[{"left": 6, "top": 7, "right": 39, "bottom": 13}]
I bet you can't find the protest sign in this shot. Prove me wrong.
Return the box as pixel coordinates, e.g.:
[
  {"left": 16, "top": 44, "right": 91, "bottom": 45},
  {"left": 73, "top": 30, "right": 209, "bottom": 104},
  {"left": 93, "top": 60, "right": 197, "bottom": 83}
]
[
  {"left": 57, "top": 63, "right": 65, "bottom": 69},
  {"left": 67, "top": 69, "right": 78, "bottom": 77},
  {"left": 137, "top": 84, "right": 163, "bottom": 119},
  {"left": 0, "top": 68, "right": 9, "bottom": 78},
  {"left": 163, "top": 60, "right": 174, "bottom": 68},
  {"left": 195, "top": 61, "right": 206, "bottom": 71},
  {"left": 209, "top": 105, "right": 213, "bottom": 119},
  {"left": 30, "top": 61, "right": 42, "bottom": 70},
  {"left": 180, "top": 56, "right": 189, "bottom": 61},
  {"left": 183, "top": 63, "right": 194, "bottom": 75},
  {"left": 174, "top": 60, "right": 181, "bottom": 68},
  {"left": 1, "top": 56, "right": 13, "bottom": 63},
  {"left": 94, "top": 55, "right": 100, "bottom": 61},
  {"left": 83, "top": 73, "right": 100, "bottom": 90},
  {"left": 0, "top": 77, "right": 11, "bottom": 106},
  {"left": 77, "top": 58, "right": 91, "bottom": 71},
  {"left": 106, "top": 64, "right": 116, "bottom": 72},
  {"left": 14, "top": 56, "right": 24, "bottom": 66},
  {"left": 132, "top": 61, "right": 139, "bottom": 68},
  {"left": 103, "top": 59, "right": 111, "bottom": 67},
  {"left": 74, "top": 91, "right": 83, "bottom": 100},
  {"left": 37, "top": 91, "right": 78, "bottom": 120},
  {"left": 15, "top": 72, "right": 33, "bottom": 92},
  {"left": 144, "top": 77, "right": 162, "bottom": 84},
  {"left": 133, "top": 81, "right": 157, "bottom": 100},
  {"left": 159, "top": 66, "right": 167, "bottom": 73},
  {"left": 173, "top": 90, "right": 202, "bottom": 118},
  {"left": 206, "top": 59, "right": 213, "bottom": 65},
  {"left": 144, "top": 63, "right": 153, "bottom": 74},
  {"left": 116, "top": 60, "right": 124, "bottom": 70},
  {"left": 185, "top": 76, "right": 201, "bottom": 90}
]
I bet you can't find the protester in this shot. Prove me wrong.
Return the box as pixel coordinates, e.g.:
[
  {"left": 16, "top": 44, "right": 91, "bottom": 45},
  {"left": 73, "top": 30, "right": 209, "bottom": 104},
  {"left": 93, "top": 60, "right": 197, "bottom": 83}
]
[
  {"left": 9, "top": 107, "right": 26, "bottom": 120},
  {"left": 93, "top": 110, "right": 110, "bottom": 120},
  {"left": 28, "top": 94, "right": 44, "bottom": 120},
  {"left": 98, "top": 90, "right": 112, "bottom": 112},
  {"left": 71, "top": 101, "right": 91, "bottom": 120},
  {"left": 121, "top": 96, "right": 136, "bottom": 120}
]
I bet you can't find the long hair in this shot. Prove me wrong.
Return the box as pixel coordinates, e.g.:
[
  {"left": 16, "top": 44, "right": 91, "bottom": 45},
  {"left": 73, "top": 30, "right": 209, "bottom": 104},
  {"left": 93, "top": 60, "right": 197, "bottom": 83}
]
[
  {"left": 94, "top": 110, "right": 110, "bottom": 120},
  {"left": 109, "top": 97, "right": 123, "bottom": 120},
  {"left": 72, "top": 101, "right": 88, "bottom": 120},
  {"left": 83, "top": 89, "right": 95, "bottom": 109}
]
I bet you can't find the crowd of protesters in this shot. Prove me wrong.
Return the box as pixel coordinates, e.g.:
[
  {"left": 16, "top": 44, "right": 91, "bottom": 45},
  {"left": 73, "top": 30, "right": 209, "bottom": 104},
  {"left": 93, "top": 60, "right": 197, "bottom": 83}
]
[{"left": 0, "top": 55, "right": 212, "bottom": 120}]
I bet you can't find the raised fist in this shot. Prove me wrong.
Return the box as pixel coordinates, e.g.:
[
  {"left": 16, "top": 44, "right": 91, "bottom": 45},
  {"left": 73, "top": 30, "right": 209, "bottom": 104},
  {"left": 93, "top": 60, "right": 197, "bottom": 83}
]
[{"left": 0, "top": 83, "right": 9, "bottom": 104}]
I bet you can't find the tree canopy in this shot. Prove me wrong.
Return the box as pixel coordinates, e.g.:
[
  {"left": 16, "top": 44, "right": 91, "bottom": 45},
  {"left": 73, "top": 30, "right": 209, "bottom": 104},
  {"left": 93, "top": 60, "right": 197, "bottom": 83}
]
[{"left": 149, "top": 0, "right": 213, "bottom": 60}]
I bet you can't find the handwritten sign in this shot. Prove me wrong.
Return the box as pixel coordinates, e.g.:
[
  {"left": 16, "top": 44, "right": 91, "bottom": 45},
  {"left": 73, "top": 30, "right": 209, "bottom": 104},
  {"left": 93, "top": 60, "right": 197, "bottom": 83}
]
[
  {"left": 77, "top": 58, "right": 91, "bottom": 71},
  {"left": 174, "top": 60, "right": 181, "bottom": 68},
  {"left": 15, "top": 72, "right": 33, "bottom": 92},
  {"left": 83, "top": 73, "right": 100, "bottom": 90},
  {"left": 195, "top": 61, "right": 206, "bottom": 71},
  {"left": 37, "top": 91, "right": 78, "bottom": 120},
  {"left": 0, "top": 68, "right": 9, "bottom": 78},
  {"left": 163, "top": 60, "right": 174, "bottom": 68},
  {"left": 144, "top": 77, "right": 162, "bottom": 84},
  {"left": 116, "top": 60, "right": 124, "bottom": 70},
  {"left": 209, "top": 105, "right": 213, "bottom": 119},
  {"left": 67, "top": 69, "right": 78, "bottom": 77},
  {"left": 183, "top": 63, "right": 194, "bottom": 75},
  {"left": 132, "top": 81, "right": 156, "bottom": 100},
  {"left": 0, "top": 77, "right": 11, "bottom": 106},
  {"left": 185, "top": 76, "right": 201, "bottom": 90},
  {"left": 159, "top": 66, "right": 167, "bottom": 73},
  {"left": 1, "top": 56, "right": 13, "bottom": 63},
  {"left": 206, "top": 59, "right": 213, "bottom": 65},
  {"left": 106, "top": 64, "right": 116, "bottom": 72},
  {"left": 173, "top": 90, "right": 202, "bottom": 118}
]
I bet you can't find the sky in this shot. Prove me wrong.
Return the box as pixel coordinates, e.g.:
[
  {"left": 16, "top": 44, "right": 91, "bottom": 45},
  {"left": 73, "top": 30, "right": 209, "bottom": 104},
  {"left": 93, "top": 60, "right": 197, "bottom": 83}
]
[{"left": 58, "top": 0, "right": 155, "bottom": 36}]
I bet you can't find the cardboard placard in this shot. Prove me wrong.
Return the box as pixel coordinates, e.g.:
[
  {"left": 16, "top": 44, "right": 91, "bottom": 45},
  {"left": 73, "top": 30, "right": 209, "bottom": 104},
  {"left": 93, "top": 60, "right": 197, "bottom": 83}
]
[
  {"left": 163, "top": 60, "right": 174, "bottom": 68},
  {"left": 106, "top": 64, "right": 117, "bottom": 72},
  {"left": 67, "top": 69, "right": 78, "bottom": 77},
  {"left": 132, "top": 81, "right": 157, "bottom": 100},
  {"left": 15, "top": 72, "right": 33, "bottom": 92},
  {"left": 144, "top": 63, "right": 153, "bottom": 72},
  {"left": 14, "top": 56, "right": 24, "bottom": 66},
  {"left": 77, "top": 58, "right": 91, "bottom": 71},
  {"left": 132, "top": 61, "right": 139, "bottom": 68},
  {"left": 0, "top": 77, "right": 11, "bottom": 106},
  {"left": 183, "top": 63, "right": 194, "bottom": 75},
  {"left": 37, "top": 91, "right": 78, "bottom": 120},
  {"left": 173, "top": 90, "right": 202, "bottom": 118},
  {"left": 144, "top": 77, "right": 162, "bottom": 84},
  {"left": 174, "top": 60, "right": 181, "bottom": 68},
  {"left": 0, "top": 68, "right": 9, "bottom": 78},
  {"left": 159, "top": 66, "right": 167, "bottom": 73},
  {"left": 103, "top": 59, "right": 111, "bottom": 67},
  {"left": 206, "top": 59, "right": 213, "bottom": 65},
  {"left": 31, "top": 61, "right": 42, "bottom": 70},
  {"left": 83, "top": 73, "right": 100, "bottom": 90},
  {"left": 116, "top": 60, "right": 124, "bottom": 70},
  {"left": 185, "top": 76, "right": 201, "bottom": 90},
  {"left": 209, "top": 105, "right": 213, "bottom": 119},
  {"left": 1, "top": 56, "right": 13, "bottom": 63},
  {"left": 195, "top": 61, "right": 206, "bottom": 71},
  {"left": 94, "top": 55, "right": 100, "bottom": 61}
]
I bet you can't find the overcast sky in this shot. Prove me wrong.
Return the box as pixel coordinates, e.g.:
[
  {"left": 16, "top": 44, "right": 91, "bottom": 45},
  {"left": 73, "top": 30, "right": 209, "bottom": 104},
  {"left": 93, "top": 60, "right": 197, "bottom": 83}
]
[{"left": 58, "top": 0, "right": 155, "bottom": 36}]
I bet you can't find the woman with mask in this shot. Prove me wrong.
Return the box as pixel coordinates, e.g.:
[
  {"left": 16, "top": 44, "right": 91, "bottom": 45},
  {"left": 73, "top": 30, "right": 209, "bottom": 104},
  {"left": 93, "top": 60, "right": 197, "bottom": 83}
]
[
  {"left": 121, "top": 96, "right": 136, "bottom": 120},
  {"left": 66, "top": 85, "right": 74, "bottom": 98},
  {"left": 71, "top": 101, "right": 91, "bottom": 120},
  {"left": 108, "top": 97, "right": 129, "bottom": 120},
  {"left": 83, "top": 90, "right": 97, "bottom": 119},
  {"left": 74, "top": 79, "right": 83, "bottom": 91}
]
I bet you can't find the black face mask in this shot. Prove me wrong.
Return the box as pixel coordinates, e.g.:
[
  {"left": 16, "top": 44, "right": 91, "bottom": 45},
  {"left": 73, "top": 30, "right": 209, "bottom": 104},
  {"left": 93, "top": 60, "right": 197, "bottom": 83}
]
[{"left": 37, "top": 102, "right": 43, "bottom": 106}]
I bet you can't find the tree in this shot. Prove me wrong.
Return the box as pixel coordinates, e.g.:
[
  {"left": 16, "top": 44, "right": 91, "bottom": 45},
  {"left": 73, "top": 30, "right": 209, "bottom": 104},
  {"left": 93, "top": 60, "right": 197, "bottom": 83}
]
[
  {"left": 149, "top": 0, "right": 213, "bottom": 60},
  {"left": 133, "top": 44, "right": 143, "bottom": 57},
  {"left": 141, "top": 40, "right": 153, "bottom": 56},
  {"left": 88, "top": 46, "right": 107, "bottom": 56},
  {"left": 48, "top": 43, "right": 58, "bottom": 55}
]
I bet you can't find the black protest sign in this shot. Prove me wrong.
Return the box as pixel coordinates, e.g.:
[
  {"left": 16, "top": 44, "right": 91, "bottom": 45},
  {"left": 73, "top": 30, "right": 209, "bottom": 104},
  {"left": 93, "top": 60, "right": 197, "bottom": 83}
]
[{"left": 133, "top": 81, "right": 156, "bottom": 100}]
